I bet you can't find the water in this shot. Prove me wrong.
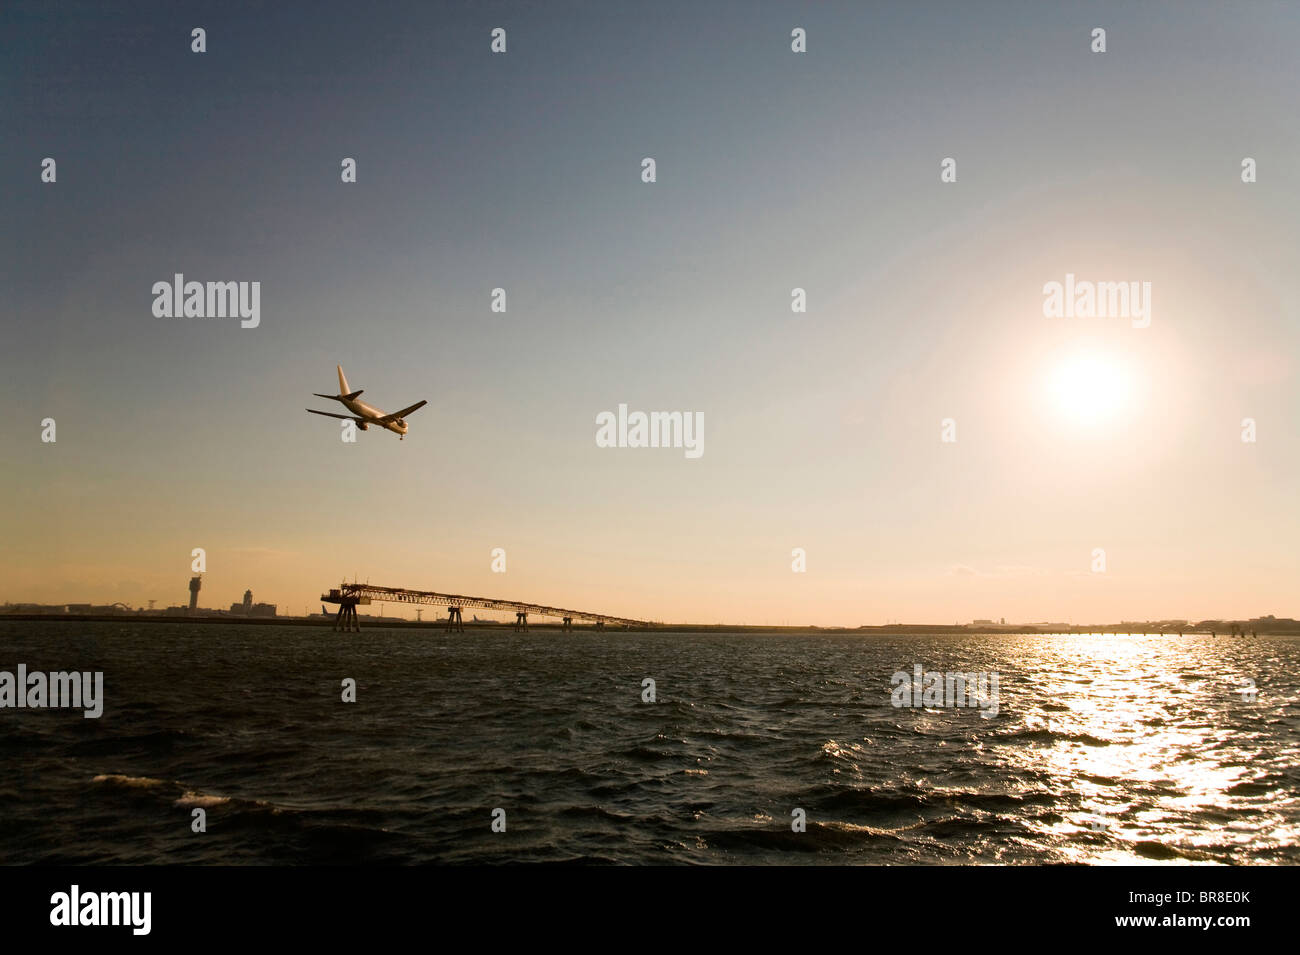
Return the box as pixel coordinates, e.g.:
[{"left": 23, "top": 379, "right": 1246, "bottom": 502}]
[{"left": 1, "top": 622, "right": 1296, "bottom": 864}]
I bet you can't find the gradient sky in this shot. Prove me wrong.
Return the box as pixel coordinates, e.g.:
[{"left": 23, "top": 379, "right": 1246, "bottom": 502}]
[{"left": 3, "top": 1, "right": 1297, "bottom": 625}]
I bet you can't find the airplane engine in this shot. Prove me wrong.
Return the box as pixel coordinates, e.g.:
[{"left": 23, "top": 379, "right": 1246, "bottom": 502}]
[{"left": 358, "top": 422, "right": 369, "bottom": 430}]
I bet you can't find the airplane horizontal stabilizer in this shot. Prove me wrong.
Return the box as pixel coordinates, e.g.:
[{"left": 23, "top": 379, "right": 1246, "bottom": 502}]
[{"left": 312, "top": 390, "right": 364, "bottom": 402}]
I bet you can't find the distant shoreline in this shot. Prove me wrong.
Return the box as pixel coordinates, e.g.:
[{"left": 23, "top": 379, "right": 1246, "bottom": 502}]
[{"left": 1, "top": 614, "right": 1296, "bottom": 636}]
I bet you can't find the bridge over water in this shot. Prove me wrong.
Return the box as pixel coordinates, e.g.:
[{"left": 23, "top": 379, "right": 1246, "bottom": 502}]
[{"left": 322, "top": 582, "right": 651, "bottom": 632}]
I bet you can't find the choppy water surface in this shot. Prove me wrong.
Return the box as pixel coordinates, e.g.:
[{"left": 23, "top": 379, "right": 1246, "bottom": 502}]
[{"left": 1, "top": 622, "right": 1296, "bottom": 864}]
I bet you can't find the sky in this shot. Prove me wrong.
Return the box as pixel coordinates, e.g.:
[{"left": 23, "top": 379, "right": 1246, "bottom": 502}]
[{"left": 2, "top": 1, "right": 1297, "bottom": 625}]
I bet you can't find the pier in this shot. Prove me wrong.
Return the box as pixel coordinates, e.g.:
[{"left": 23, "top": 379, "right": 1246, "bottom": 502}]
[{"left": 321, "top": 582, "right": 650, "bottom": 632}]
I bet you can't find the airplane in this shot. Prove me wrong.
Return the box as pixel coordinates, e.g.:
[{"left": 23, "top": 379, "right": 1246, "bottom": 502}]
[{"left": 306, "top": 364, "right": 427, "bottom": 440}]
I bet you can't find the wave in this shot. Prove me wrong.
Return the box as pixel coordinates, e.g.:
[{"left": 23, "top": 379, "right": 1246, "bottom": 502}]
[
  {"left": 92, "top": 773, "right": 243, "bottom": 811},
  {"left": 175, "top": 791, "right": 232, "bottom": 808},
  {"left": 91, "top": 773, "right": 169, "bottom": 789},
  {"left": 989, "top": 728, "right": 1115, "bottom": 747}
]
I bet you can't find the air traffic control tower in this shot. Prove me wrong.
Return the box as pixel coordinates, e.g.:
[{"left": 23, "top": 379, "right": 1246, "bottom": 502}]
[{"left": 188, "top": 575, "right": 201, "bottom": 612}]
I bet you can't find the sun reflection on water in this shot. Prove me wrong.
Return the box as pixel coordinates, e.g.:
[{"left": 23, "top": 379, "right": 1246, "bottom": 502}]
[{"left": 1000, "top": 633, "right": 1298, "bottom": 864}]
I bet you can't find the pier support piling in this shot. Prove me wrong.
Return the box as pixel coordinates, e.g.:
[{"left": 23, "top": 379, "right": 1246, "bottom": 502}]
[{"left": 333, "top": 600, "right": 360, "bottom": 633}]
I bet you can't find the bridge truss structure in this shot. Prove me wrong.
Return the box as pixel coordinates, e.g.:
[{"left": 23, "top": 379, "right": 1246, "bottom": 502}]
[{"left": 321, "top": 582, "right": 651, "bottom": 633}]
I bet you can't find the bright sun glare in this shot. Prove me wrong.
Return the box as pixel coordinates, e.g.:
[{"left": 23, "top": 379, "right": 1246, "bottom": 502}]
[{"left": 1047, "top": 353, "right": 1132, "bottom": 426}]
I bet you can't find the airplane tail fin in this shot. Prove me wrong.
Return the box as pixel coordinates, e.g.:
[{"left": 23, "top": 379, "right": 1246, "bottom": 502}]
[{"left": 337, "top": 364, "right": 350, "bottom": 397}]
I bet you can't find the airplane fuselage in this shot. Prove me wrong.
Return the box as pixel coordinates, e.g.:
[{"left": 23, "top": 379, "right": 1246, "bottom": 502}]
[{"left": 342, "top": 397, "right": 409, "bottom": 436}]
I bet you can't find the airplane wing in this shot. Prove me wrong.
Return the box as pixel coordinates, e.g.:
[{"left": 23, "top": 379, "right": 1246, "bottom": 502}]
[
  {"left": 306, "top": 408, "right": 366, "bottom": 422},
  {"left": 380, "top": 400, "right": 427, "bottom": 422}
]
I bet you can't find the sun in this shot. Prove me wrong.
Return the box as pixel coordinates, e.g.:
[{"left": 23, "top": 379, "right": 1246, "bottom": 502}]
[{"left": 1047, "top": 351, "right": 1132, "bottom": 426}]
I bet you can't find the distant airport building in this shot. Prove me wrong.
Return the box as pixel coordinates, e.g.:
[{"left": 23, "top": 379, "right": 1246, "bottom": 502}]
[
  {"left": 1, "top": 602, "right": 132, "bottom": 615},
  {"left": 2, "top": 603, "right": 68, "bottom": 614},
  {"left": 229, "top": 588, "right": 276, "bottom": 617}
]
